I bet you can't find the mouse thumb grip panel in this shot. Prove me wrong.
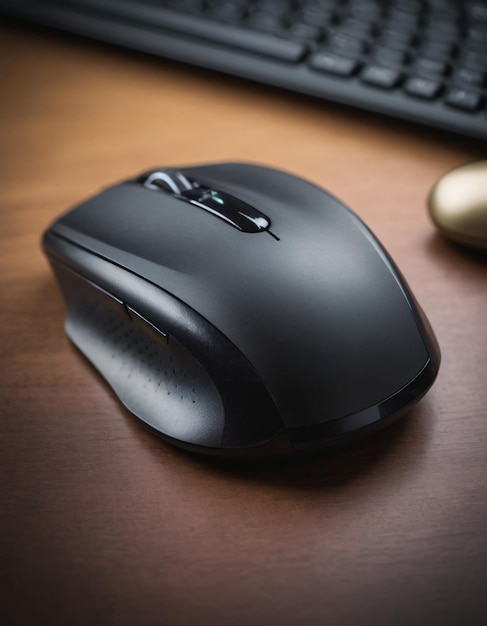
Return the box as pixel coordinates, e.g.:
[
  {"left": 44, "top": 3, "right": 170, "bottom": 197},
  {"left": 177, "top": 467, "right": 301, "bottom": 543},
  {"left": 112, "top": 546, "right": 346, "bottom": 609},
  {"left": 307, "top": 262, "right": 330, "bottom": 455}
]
[{"left": 43, "top": 231, "right": 286, "bottom": 455}]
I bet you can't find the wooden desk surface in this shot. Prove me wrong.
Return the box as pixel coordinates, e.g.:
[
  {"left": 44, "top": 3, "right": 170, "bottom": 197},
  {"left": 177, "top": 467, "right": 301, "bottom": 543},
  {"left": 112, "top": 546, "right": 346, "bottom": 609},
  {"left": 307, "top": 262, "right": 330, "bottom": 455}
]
[{"left": 1, "top": 24, "right": 486, "bottom": 626}]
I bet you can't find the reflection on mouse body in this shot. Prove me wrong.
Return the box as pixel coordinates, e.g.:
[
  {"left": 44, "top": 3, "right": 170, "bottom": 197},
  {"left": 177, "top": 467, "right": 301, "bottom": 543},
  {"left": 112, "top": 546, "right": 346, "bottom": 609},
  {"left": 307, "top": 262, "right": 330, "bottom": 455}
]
[
  {"left": 43, "top": 162, "right": 440, "bottom": 458},
  {"left": 428, "top": 160, "right": 487, "bottom": 251}
]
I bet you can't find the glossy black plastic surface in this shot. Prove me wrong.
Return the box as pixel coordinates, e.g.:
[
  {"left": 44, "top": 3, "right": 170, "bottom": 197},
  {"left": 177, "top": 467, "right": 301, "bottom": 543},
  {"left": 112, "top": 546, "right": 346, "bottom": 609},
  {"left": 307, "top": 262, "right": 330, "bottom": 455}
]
[
  {"left": 140, "top": 168, "right": 272, "bottom": 233},
  {"left": 43, "top": 162, "right": 440, "bottom": 456},
  {"left": 181, "top": 187, "right": 271, "bottom": 234}
]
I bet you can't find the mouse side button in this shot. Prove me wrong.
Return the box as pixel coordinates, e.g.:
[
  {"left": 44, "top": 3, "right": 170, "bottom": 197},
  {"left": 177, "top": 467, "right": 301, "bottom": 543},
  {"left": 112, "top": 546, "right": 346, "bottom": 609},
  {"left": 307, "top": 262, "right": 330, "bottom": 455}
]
[
  {"left": 51, "top": 260, "right": 227, "bottom": 447},
  {"left": 43, "top": 233, "right": 284, "bottom": 452}
]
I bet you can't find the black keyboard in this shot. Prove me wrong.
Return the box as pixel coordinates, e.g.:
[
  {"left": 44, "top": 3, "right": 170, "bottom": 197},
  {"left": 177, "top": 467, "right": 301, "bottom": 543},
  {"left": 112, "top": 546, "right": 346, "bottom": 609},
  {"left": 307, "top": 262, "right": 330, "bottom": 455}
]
[{"left": 2, "top": 0, "right": 487, "bottom": 140}]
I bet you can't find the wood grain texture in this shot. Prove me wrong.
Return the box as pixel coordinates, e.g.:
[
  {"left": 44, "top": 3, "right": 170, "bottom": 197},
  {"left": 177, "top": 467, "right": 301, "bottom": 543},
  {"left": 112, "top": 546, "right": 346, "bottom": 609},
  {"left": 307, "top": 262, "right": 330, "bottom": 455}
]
[{"left": 1, "top": 23, "right": 487, "bottom": 626}]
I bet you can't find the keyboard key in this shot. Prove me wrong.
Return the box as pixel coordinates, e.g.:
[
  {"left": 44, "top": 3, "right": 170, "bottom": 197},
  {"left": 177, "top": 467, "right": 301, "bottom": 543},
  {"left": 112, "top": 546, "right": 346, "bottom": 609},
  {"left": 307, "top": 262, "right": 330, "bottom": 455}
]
[
  {"left": 427, "top": 3, "right": 461, "bottom": 20},
  {"left": 208, "top": 0, "right": 247, "bottom": 23},
  {"left": 452, "top": 67, "right": 485, "bottom": 89},
  {"left": 329, "top": 32, "right": 368, "bottom": 57},
  {"left": 257, "top": 0, "right": 288, "bottom": 9},
  {"left": 445, "top": 88, "right": 483, "bottom": 111},
  {"left": 348, "top": 3, "right": 382, "bottom": 21},
  {"left": 164, "top": 0, "right": 204, "bottom": 10},
  {"left": 287, "top": 22, "right": 324, "bottom": 42},
  {"left": 465, "top": 28, "right": 487, "bottom": 47},
  {"left": 340, "top": 18, "right": 375, "bottom": 37},
  {"left": 424, "top": 20, "right": 460, "bottom": 42},
  {"left": 309, "top": 51, "right": 359, "bottom": 77},
  {"left": 248, "top": 10, "right": 284, "bottom": 32},
  {"left": 386, "top": 10, "right": 420, "bottom": 29},
  {"left": 467, "top": 2, "right": 487, "bottom": 21},
  {"left": 297, "top": 5, "right": 335, "bottom": 25},
  {"left": 388, "top": 0, "right": 422, "bottom": 16},
  {"left": 404, "top": 76, "right": 442, "bottom": 99},
  {"left": 361, "top": 65, "right": 402, "bottom": 88},
  {"left": 377, "top": 30, "right": 414, "bottom": 51},
  {"left": 417, "top": 41, "right": 455, "bottom": 62},
  {"left": 460, "top": 51, "right": 487, "bottom": 72},
  {"left": 372, "top": 46, "right": 408, "bottom": 69},
  {"left": 413, "top": 57, "right": 450, "bottom": 77}
]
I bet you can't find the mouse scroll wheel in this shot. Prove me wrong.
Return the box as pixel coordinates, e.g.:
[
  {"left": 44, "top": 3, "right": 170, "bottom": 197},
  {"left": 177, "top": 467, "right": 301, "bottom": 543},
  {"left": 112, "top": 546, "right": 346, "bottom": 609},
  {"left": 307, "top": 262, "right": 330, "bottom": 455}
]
[
  {"left": 143, "top": 170, "right": 194, "bottom": 194},
  {"left": 181, "top": 188, "right": 272, "bottom": 234},
  {"left": 141, "top": 169, "right": 275, "bottom": 236}
]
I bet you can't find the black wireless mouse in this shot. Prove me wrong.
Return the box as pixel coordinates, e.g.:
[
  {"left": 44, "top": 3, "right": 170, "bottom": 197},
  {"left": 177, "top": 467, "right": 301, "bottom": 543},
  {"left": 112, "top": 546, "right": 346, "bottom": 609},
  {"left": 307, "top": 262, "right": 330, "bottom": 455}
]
[{"left": 43, "top": 162, "right": 440, "bottom": 459}]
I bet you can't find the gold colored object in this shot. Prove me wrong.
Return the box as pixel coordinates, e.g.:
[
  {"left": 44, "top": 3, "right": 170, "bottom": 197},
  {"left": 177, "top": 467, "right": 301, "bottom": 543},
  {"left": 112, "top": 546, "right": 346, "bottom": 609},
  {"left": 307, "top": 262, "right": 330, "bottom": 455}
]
[{"left": 428, "top": 160, "right": 487, "bottom": 251}]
